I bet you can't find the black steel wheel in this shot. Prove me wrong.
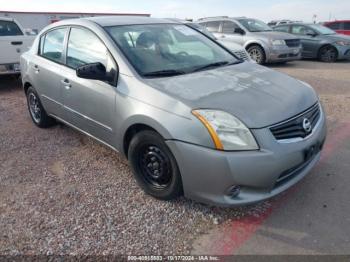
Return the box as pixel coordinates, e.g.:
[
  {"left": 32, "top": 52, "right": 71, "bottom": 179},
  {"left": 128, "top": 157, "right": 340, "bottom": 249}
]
[
  {"left": 319, "top": 45, "right": 338, "bottom": 62},
  {"left": 128, "top": 130, "right": 183, "bottom": 200},
  {"left": 26, "top": 86, "right": 55, "bottom": 128}
]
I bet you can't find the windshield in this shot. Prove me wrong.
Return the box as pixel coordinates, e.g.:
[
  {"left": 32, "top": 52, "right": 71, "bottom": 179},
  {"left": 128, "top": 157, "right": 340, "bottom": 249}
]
[
  {"left": 105, "top": 24, "right": 239, "bottom": 77},
  {"left": 238, "top": 19, "right": 273, "bottom": 32},
  {"left": 309, "top": 24, "right": 336, "bottom": 35}
]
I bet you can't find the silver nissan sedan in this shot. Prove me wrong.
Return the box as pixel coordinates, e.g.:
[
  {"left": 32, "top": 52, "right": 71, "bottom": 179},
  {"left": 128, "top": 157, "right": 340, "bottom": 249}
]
[{"left": 20, "top": 16, "right": 327, "bottom": 207}]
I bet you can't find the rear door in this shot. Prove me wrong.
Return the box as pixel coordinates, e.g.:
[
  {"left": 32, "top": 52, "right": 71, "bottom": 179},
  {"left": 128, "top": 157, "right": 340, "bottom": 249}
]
[
  {"left": 60, "top": 26, "right": 117, "bottom": 145},
  {"left": 0, "top": 20, "right": 33, "bottom": 64},
  {"left": 29, "top": 27, "right": 68, "bottom": 117}
]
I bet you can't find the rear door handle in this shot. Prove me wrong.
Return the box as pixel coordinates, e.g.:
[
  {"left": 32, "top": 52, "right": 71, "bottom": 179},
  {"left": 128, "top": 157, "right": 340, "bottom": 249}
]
[
  {"left": 61, "top": 79, "right": 72, "bottom": 90},
  {"left": 11, "top": 41, "right": 23, "bottom": 45}
]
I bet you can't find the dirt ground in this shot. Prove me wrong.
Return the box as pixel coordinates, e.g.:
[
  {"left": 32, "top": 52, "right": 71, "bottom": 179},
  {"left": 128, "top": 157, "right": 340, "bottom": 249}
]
[{"left": 0, "top": 60, "right": 349, "bottom": 255}]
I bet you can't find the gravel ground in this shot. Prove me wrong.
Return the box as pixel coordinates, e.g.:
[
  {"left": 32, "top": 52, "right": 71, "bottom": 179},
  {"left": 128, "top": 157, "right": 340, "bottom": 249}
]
[{"left": 0, "top": 60, "right": 349, "bottom": 255}]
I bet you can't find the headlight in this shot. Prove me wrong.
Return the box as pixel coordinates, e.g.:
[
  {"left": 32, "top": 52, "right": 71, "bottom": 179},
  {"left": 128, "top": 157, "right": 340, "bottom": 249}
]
[
  {"left": 272, "top": 39, "right": 286, "bottom": 46},
  {"left": 335, "top": 41, "right": 350, "bottom": 46},
  {"left": 192, "top": 110, "right": 259, "bottom": 151}
]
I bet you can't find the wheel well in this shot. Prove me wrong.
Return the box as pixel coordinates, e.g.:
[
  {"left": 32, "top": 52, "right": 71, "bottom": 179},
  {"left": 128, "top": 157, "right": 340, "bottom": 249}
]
[
  {"left": 23, "top": 82, "right": 32, "bottom": 94},
  {"left": 123, "top": 124, "right": 158, "bottom": 158},
  {"left": 245, "top": 43, "right": 266, "bottom": 61},
  {"left": 245, "top": 43, "right": 264, "bottom": 52},
  {"left": 318, "top": 44, "right": 338, "bottom": 58}
]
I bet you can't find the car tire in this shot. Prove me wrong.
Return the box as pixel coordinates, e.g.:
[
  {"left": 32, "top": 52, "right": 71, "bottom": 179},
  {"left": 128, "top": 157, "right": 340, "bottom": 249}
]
[
  {"left": 318, "top": 45, "right": 338, "bottom": 62},
  {"left": 26, "top": 86, "right": 56, "bottom": 128},
  {"left": 128, "top": 130, "right": 183, "bottom": 200},
  {"left": 247, "top": 45, "right": 266, "bottom": 64}
]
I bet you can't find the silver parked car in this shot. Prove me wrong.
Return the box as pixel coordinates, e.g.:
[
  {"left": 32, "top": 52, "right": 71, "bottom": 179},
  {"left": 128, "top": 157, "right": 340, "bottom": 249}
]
[
  {"left": 21, "top": 17, "right": 327, "bottom": 207},
  {"left": 198, "top": 16, "right": 302, "bottom": 64},
  {"left": 178, "top": 20, "right": 252, "bottom": 61}
]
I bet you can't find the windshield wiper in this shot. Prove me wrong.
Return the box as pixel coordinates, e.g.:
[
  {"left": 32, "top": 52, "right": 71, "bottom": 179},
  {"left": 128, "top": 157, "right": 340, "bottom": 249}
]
[
  {"left": 192, "top": 61, "right": 233, "bottom": 72},
  {"left": 143, "top": 69, "right": 186, "bottom": 78}
]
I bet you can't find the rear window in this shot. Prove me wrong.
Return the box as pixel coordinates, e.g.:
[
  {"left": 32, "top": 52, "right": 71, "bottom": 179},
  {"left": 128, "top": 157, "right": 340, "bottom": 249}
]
[
  {"left": 40, "top": 28, "right": 67, "bottom": 63},
  {"left": 0, "top": 20, "right": 23, "bottom": 36},
  {"left": 205, "top": 21, "right": 221, "bottom": 33},
  {"left": 275, "top": 25, "right": 290, "bottom": 33},
  {"left": 326, "top": 22, "right": 341, "bottom": 30},
  {"left": 345, "top": 22, "right": 350, "bottom": 30}
]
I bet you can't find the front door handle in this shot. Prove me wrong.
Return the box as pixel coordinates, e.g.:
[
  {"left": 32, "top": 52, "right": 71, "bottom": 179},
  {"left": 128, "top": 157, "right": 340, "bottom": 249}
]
[
  {"left": 34, "top": 64, "right": 40, "bottom": 73},
  {"left": 61, "top": 79, "right": 72, "bottom": 90},
  {"left": 11, "top": 41, "right": 23, "bottom": 45}
]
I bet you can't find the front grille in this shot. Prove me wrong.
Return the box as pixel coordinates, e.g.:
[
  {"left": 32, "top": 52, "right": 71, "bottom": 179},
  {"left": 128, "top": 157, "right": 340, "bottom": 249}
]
[
  {"left": 270, "top": 103, "right": 321, "bottom": 141},
  {"left": 285, "top": 39, "right": 301, "bottom": 48},
  {"left": 234, "top": 50, "right": 249, "bottom": 61}
]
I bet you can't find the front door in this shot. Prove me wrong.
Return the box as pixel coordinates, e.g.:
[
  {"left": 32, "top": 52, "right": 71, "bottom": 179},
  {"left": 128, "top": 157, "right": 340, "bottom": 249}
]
[
  {"left": 61, "top": 27, "right": 118, "bottom": 145},
  {"left": 291, "top": 25, "right": 320, "bottom": 58},
  {"left": 219, "top": 21, "right": 245, "bottom": 46}
]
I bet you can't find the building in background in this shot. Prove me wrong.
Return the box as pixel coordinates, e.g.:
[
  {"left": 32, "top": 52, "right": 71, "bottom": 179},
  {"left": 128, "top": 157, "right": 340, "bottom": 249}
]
[{"left": 0, "top": 10, "right": 150, "bottom": 34}]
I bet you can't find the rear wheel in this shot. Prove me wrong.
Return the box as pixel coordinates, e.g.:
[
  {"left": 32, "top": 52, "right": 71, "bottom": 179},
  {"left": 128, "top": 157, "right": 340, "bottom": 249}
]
[
  {"left": 247, "top": 45, "right": 266, "bottom": 64},
  {"left": 318, "top": 45, "right": 338, "bottom": 62},
  {"left": 128, "top": 130, "right": 183, "bottom": 200},
  {"left": 26, "top": 86, "right": 55, "bottom": 128}
]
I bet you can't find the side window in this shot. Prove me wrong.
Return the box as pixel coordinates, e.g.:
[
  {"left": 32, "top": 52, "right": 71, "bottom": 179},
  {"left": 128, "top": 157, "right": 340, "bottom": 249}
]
[
  {"left": 0, "top": 21, "right": 23, "bottom": 36},
  {"left": 222, "top": 21, "right": 239, "bottom": 34},
  {"left": 344, "top": 22, "right": 350, "bottom": 30},
  {"left": 40, "top": 28, "right": 67, "bottom": 63},
  {"left": 275, "top": 25, "right": 290, "bottom": 33},
  {"left": 67, "top": 27, "right": 117, "bottom": 83},
  {"left": 291, "top": 25, "right": 314, "bottom": 35},
  {"left": 205, "top": 21, "right": 221, "bottom": 33},
  {"left": 327, "top": 22, "right": 341, "bottom": 30}
]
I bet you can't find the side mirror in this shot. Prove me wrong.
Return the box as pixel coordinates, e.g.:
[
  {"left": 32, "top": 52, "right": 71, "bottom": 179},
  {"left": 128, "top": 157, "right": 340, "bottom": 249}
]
[
  {"left": 234, "top": 28, "right": 245, "bottom": 35},
  {"left": 76, "top": 62, "right": 108, "bottom": 81},
  {"left": 306, "top": 32, "right": 317, "bottom": 37}
]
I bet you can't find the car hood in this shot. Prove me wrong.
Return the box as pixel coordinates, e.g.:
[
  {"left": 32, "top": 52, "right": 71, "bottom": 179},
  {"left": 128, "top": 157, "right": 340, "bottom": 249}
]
[
  {"left": 254, "top": 31, "right": 298, "bottom": 40},
  {"left": 144, "top": 62, "right": 318, "bottom": 128}
]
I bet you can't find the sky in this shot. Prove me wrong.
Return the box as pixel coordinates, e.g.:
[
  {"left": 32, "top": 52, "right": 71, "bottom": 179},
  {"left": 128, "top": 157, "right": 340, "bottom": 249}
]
[{"left": 0, "top": 0, "right": 349, "bottom": 22}]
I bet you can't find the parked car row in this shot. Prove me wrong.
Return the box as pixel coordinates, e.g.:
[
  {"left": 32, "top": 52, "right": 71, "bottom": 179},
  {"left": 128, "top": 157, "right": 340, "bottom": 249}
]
[
  {"left": 1, "top": 15, "right": 350, "bottom": 76},
  {"left": 20, "top": 16, "right": 327, "bottom": 207},
  {"left": 197, "top": 16, "right": 350, "bottom": 64}
]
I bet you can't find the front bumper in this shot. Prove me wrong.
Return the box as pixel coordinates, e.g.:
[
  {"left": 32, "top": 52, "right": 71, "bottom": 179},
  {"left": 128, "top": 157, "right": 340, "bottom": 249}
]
[
  {"left": 335, "top": 45, "right": 350, "bottom": 60},
  {"left": 266, "top": 45, "right": 302, "bottom": 63},
  {"left": 0, "top": 63, "right": 21, "bottom": 75},
  {"left": 166, "top": 107, "right": 327, "bottom": 207}
]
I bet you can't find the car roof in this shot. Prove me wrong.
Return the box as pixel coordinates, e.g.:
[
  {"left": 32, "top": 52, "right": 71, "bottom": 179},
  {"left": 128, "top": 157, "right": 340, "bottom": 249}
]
[
  {"left": 84, "top": 16, "right": 179, "bottom": 27},
  {"left": 0, "top": 17, "right": 16, "bottom": 22},
  {"left": 198, "top": 16, "right": 248, "bottom": 22},
  {"left": 275, "top": 23, "right": 314, "bottom": 27}
]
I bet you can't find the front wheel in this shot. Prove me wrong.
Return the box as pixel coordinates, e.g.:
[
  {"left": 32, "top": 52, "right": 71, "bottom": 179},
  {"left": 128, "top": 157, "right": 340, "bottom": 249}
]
[
  {"left": 26, "top": 86, "right": 56, "bottom": 128},
  {"left": 247, "top": 45, "right": 266, "bottom": 64},
  {"left": 319, "top": 45, "right": 338, "bottom": 62},
  {"left": 128, "top": 130, "right": 183, "bottom": 200}
]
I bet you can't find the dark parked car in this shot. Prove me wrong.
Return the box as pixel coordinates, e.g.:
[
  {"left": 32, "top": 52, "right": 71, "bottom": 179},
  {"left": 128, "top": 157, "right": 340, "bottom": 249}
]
[
  {"left": 274, "top": 23, "right": 350, "bottom": 62},
  {"left": 324, "top": 20, "right": 350, "bottom": 36}
]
